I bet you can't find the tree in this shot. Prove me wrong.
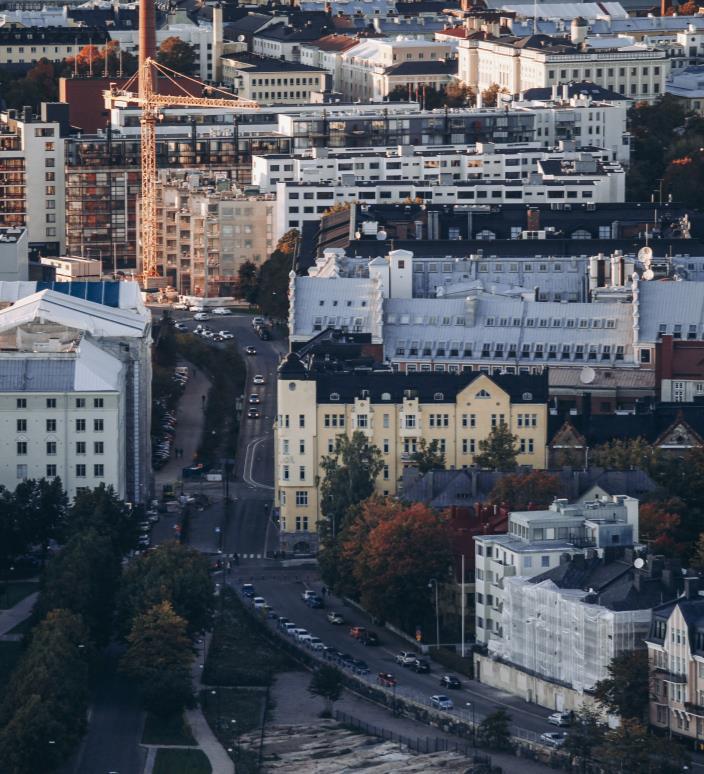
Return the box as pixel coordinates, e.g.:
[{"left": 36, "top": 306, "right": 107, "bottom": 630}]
[
  {"left": 308, "top": 665, "right": 344, "bottom": 716},
  {"left": 66, "top": 484, "right": 140, "bottom": 556},
  {"left": 593, "top": 649, "right": 650, "bottom": 720},
  {"left": 475, "top": 423, "right": 519, "bottom": 471},
  {"left": 157, "top": 37, "right": 197, "bottom": 75},
  {"left": 590, "top": 437, "right": 655, "bottom": 471},
  {"left": 477, "top": 708, "right": 513, "bottom": 752},
  {"left": 638, "top": 502, "right": 687, "bottom": 559},
  {"left": 488, "top": 471, "right": 561, "bottom": 510},
  {"left": 342, "top": 500, "right": 453, "bottom": 632},
  {"left": 411, "top": 438, "right": 445, "bottom": 474},
  {"left": 120, "top": 601, "right": 194, "bottom": 716},
  {"left": 481, "top": 83, "right": 508, "bottom": 108},
  {"left": 254, "top": 230, "right": 298, "bottom": 320},
  {"left": 63, "top": 42, "right": 137, "bottom": 78},
  {"left": 690, "top": 531, "right": 704, "bottom": 571},
  {"left": 117, "top": 541, "right": 213, "bottom": 637},
  {"left": 235, "top": 260, "right": 259, "bottom": 305},
  {"left": 564, "top": 704, "right": 606, "bottom": 772},
  {"left": 13, "top": 477, "right": 67, "bottom": 566},
  {"left": 444, "top": 81, "right": 474, "bottom": 107},
  {"left": 593, "top": 718, "right": 689, "bottom": 774}
]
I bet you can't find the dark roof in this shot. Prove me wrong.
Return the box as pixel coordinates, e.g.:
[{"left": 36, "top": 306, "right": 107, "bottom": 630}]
[
  {"left": 311, "top": 369, "right": 549, "bottom": 405},
  {"left": 523, "top": 81, "right": 629, "bottom": 102},
  {"left": 384, "top": 59, "right": 458, "bottom": 76},
  {"left": 0, "top": 27, "right": 110, "bottom": 44},
  {"left": 396, "top": 0, "right": 461, "bottom": 12},
  {"left": 222, "top": 53, "right": 326, "bottom": 73},
  {"left": 255, "top": 18, "right": 330, "bottom": 42},
  {"left": 223, "top": 11, "right": 273, "bottom": 35}
]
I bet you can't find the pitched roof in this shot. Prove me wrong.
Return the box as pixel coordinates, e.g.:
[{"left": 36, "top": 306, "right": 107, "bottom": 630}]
[
  {"left": 308, "top": 33, "right": 360, "bottom": 52},
  {"left": 384, "top": 59, "right": 458, "bottom": 76}
]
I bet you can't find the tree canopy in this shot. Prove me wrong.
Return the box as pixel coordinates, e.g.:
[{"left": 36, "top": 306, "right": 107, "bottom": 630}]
[
  {"left": 477, "top": 708, "right": 513, "bottom": 751},
  {"left": 475, "top": 423, "right": 519, "bottom": 471},
  {"left": 308, "top": 665, "right": 344, "bottom": 715},
  {"left": 157, "top": 37, "right": 197, "bottom": 75},
  {"left": 411, "top": 438, "right": 446, "bottom": 474},
  {"left": 593, "top": 649, "right": 650, "bottom": 721}
]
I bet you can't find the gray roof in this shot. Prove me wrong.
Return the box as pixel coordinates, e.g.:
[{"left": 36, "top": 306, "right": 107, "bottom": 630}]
[
  {"left": 0, "top": 359, "right": 75, "bottom": 392},
  {"left": 637, "top": 281, "right": 704, "bottom": 343}
]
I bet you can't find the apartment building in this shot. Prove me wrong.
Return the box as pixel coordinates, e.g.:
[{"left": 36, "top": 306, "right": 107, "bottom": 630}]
[
  {"left": 0, "top": 281, "right": 151, "bottom": 503},
  {"left": 0, "top": 227, "right": 28, "bottom": 281},
  {"left": 0, "top": 103, "right": 68, "bottom": 257},
  {"left": 155, "top": 174, "right": 275, "bottom": 296},
  {"left": 474, "top": 496, "right": 639, "bottom": 646},
  {"left": 275, "top": 352, "right": 548, "bottom": 552},
  {"left": 253, "top": 140, "right": 621, "bottom": 192},
  {"left": 0, "top": 25, "right": 108, "bottom": 67},
  {"left": 458, "top": 31, "right": 668, "bottom": 102}
]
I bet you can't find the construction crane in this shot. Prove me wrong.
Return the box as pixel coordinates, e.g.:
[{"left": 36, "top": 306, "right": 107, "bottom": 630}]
[{"left": 104, "top": 57, "right": 259, "bottom": 286}]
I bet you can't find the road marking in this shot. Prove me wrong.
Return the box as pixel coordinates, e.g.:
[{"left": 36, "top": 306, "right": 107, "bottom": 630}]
[{"left": 243, "top": 435, "right": 274, "bottom": 490}]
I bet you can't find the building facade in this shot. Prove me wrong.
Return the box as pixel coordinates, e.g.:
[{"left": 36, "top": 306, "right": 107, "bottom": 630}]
[{"left": 0, "top": 227, "right": 28, "bottom": 281}]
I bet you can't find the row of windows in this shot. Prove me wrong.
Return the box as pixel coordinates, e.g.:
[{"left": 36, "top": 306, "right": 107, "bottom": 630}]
[
  {"left": 395, "top": 343, "right": 625, "bottom": 359},
  {"left": 16, "top": 463, "right": 104, "bottom": 479},
  {"left": 16, "top": 440, "right": 104, "bottom": 455},
  {"left": 277, "top": 414, "right": 306, "bottom": 428},
  {"left": 281, "top": 465, "right": 306, "bottom": 481},
  {"left": 12, "top": 397, "right": 105, "bottom": 409}
]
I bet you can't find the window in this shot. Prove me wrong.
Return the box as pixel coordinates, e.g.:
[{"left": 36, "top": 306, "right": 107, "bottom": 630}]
[
  {"left": 16, "top": 398, "right": 26, "bottom": 409},
  {"left": 475, "top": 389, "right": 491, "bottom": 398},
  {"left": 46, "top": 419, "right": 56, "bottom": 432},
  {"left": 462, "top": 438, "right": 476, "bottom": 454},
  {"left": 16, "top": 419, "right": 26, "bottom": 432},
  {"left": 76, "top": 441, "right": 86, "bottom": 455},
  {"left": 93, "top": 398, "right": 104, "bottom": 408},
  {"left": 383, "top": 413, "right": 390, "bottom": 429},
  {"left": 17, "top": 441, "right": 27, "bottom": 455},
  {"left": 282, "top": 465, "right": 290, "bottom": 481},
  {"left": 16, "top": 464, "right": 27, "bottom": 480},
  {"left": 383, "top": 464, "right": 389, "bottom": 480},
  {"left": 94, "top": 419, "right": 104, "bottom": 432},
  {"left": 94, "top": 464, "right": 104, "bottom": 477},
  {"left": 75, "top": 398, "right": 85, "bottom": 408},
  {"left": 524, "top": 556, "right": 533, "bottom": 569},
  {"left": 46, "top": 398, "right": 56, "bottom": 409},
  {"left": 94, "top": 441, "right": 104, "bottom": 454},
  {"left": 383, "top": 439, "right": 390, "bottom": 454},
  {"left": 46, "top": 441, "right": 56, "bottom": 455},
  {"left": 76, "top": 464, "right": 86, "bottom": 477},
  {"left": 404, "top": 414, "right": 416, "bottom": 429},
  {"left": 295, "top": 491, "right": 308, "bottom": 506},
  {"left": 76, "top": 419, "right": 86, "bottom": 432},
  {"left": 541, "top": 556, "right": 550, "bottom": 568},
  {"left": 356, "top": 414, "right": 369, "bottom": 429},
  {"left": 299, "top": 414, "right": 305, "bottom": 429},
  {"left": 46, "top": 464, "right": 57, "bottom": 477},
  {"left": 299, "top": 439, "right": 305, "bottom": 454},
  {"left": 299, "top": 466, "right": 306, "bottom": 481}
]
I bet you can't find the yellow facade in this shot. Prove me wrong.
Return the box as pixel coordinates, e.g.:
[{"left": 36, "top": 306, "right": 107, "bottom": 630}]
[{"left": 275, "top": 371, "right": 548, "bottom": 549}]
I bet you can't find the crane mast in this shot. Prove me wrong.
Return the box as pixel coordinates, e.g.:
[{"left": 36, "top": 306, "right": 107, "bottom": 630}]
[{"left": 104, "top": 58, "right": 259, "bottom": 286}]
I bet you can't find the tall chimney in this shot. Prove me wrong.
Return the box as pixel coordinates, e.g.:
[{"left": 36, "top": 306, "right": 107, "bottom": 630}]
[{"left": 139, "top": 0, "right": 156, "bottom": 91}]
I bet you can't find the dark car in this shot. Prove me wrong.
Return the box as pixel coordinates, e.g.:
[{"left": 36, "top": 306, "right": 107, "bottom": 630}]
[
  {"left": 245, "top": 346, "right": 257, "bottom": 355},
  {"left": 413, "top": 659, "right": 431, "bottom": 674},
  {"left": 247, "top": 408, "right": 260, "bottom": 419},
  {"left": 440, "top": 675, "right": 462, "bottom": 689},
  {"left": 351, "top": 658, "right": 370, "bottom": 675},
  {"left": 337, "top": 652, "right": 355, "bottom": 668},
  {"left": 362, "top": 631, "right": 380, "bottom": 646},
  {"left": 241, "top": 583, "right": 256, "bottom": 598},
  {"left": 306, "top": 595, "right": 324, "bottom": 609}
]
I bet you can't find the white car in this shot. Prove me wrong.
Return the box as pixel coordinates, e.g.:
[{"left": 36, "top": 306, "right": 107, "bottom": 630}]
[
  {"left": 252, "top": 597, "right": 267, "bottom": 609},
  {"left": 308, "top": 637, "right": 325, "bottom": 650},
  {"left": 293, "top": 628, "right": 309, "bottom": 641},
  {"left": 253, "top": 374, "right": 265, "bottom": 385},
  {"left": 212, "top": 307, "right": 233, "bottom": 315},
  {"left": 540, "top": 732, "right": 567, "bottom": 748},
  {"left": 282, "top": 623, "right": 297, "bottom": 636},
  {"left": 252, "top": 316, "right": 265, "bottom": 328},
  {"left": 548, "top": 712, "right": 573, "bottom": 727},
  {"left": 193, "top": 313, "right": 210, "bottom": 321},
  {"left": 430, "top": 695, "right": 454, "bottom": 710},
  {"left": 221, "top": 332, "right": 234, "bottom": 340},
  {"left": 298, "top": 633, "right": 314, "bottom": 645}
]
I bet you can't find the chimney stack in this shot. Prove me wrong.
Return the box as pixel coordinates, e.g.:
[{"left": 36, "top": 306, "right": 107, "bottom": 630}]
[{"left": 139, "top": 0, "right": 156, "bottom": 90}]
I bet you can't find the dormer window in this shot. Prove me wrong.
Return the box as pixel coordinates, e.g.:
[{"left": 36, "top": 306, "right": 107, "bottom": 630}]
[
  {"left": 522, "top": 391, "right": 533, "bottom": 401},
  {"left": 433, "top": 392, "right": 444, "bottom": 401},
  {"left": 475, "top": 389, "right": 491, "bottom": 398},
  {"left": 381, "top": 392, "right": 391, "bottom": 401},
  {"left": 330, "top": 392, "right": 340, "bottom": 401}
]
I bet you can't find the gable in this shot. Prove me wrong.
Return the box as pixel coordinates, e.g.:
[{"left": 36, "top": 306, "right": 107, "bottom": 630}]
[
  {"left": 549, "top": 420, "right": 586, "bottom": 448},
  {"left": 655, "top": 420, "right": 704, "bottom": 450},
  {"left": 457, "top": 373, "right": 509, "bottom": 406}
]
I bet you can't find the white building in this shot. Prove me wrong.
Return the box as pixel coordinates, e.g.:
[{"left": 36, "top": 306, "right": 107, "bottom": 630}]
[
  {"left": 0, "top": 227, "right": 28, "bottom": 281},
  {"left": 39, "top": 255, "right": 102, "bottom": 282},
  {"left": 0, "top": 104, "right": 67, "bottom": 256},
  {"left": 0, "top": 281, "right": 151, "bottom": 502},
  {"left": 667, "top": 65, "right": 704, "bottom": 115},
  {"left": 474, "top": 496, "right": 639, "bottom": 645}
]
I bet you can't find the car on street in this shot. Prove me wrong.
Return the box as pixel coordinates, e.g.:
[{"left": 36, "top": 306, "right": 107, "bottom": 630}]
[
  {"left": 174, "top": 322, "right": 189, "bottom": 332},
  {"left": 193, "top": 313, "right": 210, "bottom": 321},
  {"left": 213, "top": 307, "right": 233, "bottom": 315},
  {"left": 377, "top": 672, "right": 396, "bottom": 687},
  {"left": 540, "top": 732, "right": 567, "bottom": 748},
  {"left": 252, "top": 316, "right": 265, "bottom": 328},
  {"left": 248, "top": 393, "right": 261, "bottom": 404},
  {"left": 413, "top": 659, "right": 431, "bottom": 674},
  {"left": 430, "top": 695, "right": 454, "bottom": 710},
  {"left": 337, "top": 652, "right": 355, "bottom": 669},
  {"left": 349, "top": 626, "right": 367, "bottom": 640},
  {"left": 247, "top": 408, "right": 260, "bottom": 419},
  {"left": 277, "top": 617, "right": 290, "bottom": 630},
  {"left": 241, "top": 583, "right": 256, "bottom": 598},
  {"left": 293, "top": 628, "right": 309, "bottom": 641},
  {"left": 439, "top": 675, "right": 462, "bottom": 690},
  {"left": 351, "top": 658, "right": 369, "bottom": 675},
  {"left": 327, "top": 611, "right": 344, "bottom": 625},
  {"left": 212, "top": 335, "right": 224, "bottom": 342},
  {"left": 252, "top": 597, "right": 267, "bottom": 609},
  {"left": 302, "top": 590, "right": 317, "bottom": 602},
  {"left": 396, "top": 651, "right": 417, "bottom": 667},
  {"left": 221, "top": 332, "right": 234, "bottom": 340},
  {"left": 306, "top": 595, "right": 324, "bottom": 609},
  {"left": 548, "top": 712, "right": 573, "bottom": 727},
  {"left": 253, "top": 374, "right": 265, "bottom": 385},
  {"left": 282, "top": 623, "right": 297, "bottom": 636},
  {"left": 361, "top": 631, "right": 380, "bottom": 646},
  {"left": 308, "top": 637, "right": 325, "bottom": 650},
  {"left": 298, "top": 633, "right": 314, "bottom": 645},
  {"left": 245, "top": 346, "right": 257, "bottom": 355}
]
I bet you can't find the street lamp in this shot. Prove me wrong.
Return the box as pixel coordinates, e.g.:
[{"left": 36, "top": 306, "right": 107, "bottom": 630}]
[
  {"left": 211, "top": 689, "right": 221, "bottom": 730},
  {"left": 231, "top": 718, "right": 239, "bottom": 760},
  {"left": 466, "top": 702, "right": 476, "bottom": 747},
  {"left": 428, "top": 578, "right": 440, "bottom": 650}
]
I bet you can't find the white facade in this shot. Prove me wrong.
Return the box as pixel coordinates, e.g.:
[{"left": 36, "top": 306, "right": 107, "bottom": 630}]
[
  {"left": 39, "top": 255, "right": 102, "bottom": 281},
  {"left": 0, "top": 227, "right": 28, "bottom": 281},
  {"left": 0, "top": 282, "right": 151, "bottom": 503}
]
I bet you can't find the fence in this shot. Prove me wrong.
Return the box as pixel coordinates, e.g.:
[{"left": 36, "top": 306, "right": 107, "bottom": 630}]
[{"left": 334, "top": 710, "right": 494, "bottom": 766}]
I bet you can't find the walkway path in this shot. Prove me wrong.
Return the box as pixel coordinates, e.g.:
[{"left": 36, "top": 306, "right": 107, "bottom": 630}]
[{"left": 0, "top": 590, "right": 37, "bottom": 639}]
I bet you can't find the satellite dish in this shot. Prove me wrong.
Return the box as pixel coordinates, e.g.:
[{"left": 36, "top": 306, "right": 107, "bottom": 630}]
[
  {"left": 580, "top": 366, "right": 596, "bottom": 385},
  {"left": 634, "top": 557, "right": 645, "bottom": 569},
  {"left": 237, "top": 35, "right": 245, "bottom": 42},
  {"left": 637, "top": 246, "right": 653, "bottom": 263},
  {"left": 376, "top": 230, "right": 387, "bottom": 240},
  {"left": 642, "top": 269, "right": 655, "bottom": 281}
]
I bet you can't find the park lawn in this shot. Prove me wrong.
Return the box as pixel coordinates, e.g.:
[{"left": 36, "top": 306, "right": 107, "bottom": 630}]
[
  {"left": 153, "top": 749, "right": 211, "bottom": 774},
  {"left": 0, "top": 581, "right": 38, "bottom": 609},
  {"left": 0, "top": 641, "right": 23, "bottom": 691},
  {"left": 142, "top": 712, "right": 196, "bottom": 746},
  {"left": 201, "top": 687, "right": 266, "bottom": 737}
]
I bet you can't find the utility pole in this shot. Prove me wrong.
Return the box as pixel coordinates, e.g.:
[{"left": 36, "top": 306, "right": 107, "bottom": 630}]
[{"left": 461, "top": 554, "right": 466, "bottom": 658}]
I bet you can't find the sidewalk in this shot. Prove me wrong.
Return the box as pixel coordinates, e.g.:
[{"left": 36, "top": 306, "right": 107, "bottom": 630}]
[
  {"left": 0, "top": 590, "right": 38, "bottom": 640},
  {"left": 154, "top": 363, "right": 211, "bottom": 490}
]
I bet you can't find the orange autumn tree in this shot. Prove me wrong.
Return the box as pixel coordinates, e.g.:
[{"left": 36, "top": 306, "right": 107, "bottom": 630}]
[
  {"left": 639, "top": 501, "right": 687, "bottom": 559},
  {"left": 341, "top": 498, "right": 453, "bottom": 633},
  {"left": 64, "top": 41, "right": 137, "bottom": 77}
]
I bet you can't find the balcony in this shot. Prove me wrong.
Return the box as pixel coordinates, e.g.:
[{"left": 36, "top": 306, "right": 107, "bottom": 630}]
[{"left": 654, "top": 667, "right": 687, "bottom": 684}]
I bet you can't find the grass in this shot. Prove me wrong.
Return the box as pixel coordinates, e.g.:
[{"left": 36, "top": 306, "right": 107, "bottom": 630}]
[
  {"left": 153, "top": 749, "right": 211, "bottom": 774},
  {"left": 0, "top": 581, "right": 38, "bottom": 610},
  {"left": 142, "top": 712, "right": 196, "bottom": 746},
  {"left": 0, "top": 641, "right": 23, "bottom": 692},
  {"left": 203, "top": 589, "right": 297, "bottom": 686},
  {"left": 201, "top": 687, "right": 266, "bottom": 737}
]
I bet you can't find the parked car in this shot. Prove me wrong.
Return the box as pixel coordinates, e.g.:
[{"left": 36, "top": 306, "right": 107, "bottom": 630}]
[
  {"left": 351, "top": 658, "right": 370, "bottom": 675},
  {"left": 248, "top": 393, "right": 261, "bottom": 404},
  {"left": 245, "top": 346, "right": 257, "bottom": 355},
  {"left": 221, "top": 332, "right": 234, "bottom": 340},
  {"left": 439, "top": 675, "right": 462, "bottom": 690},
  {"left": 298, "top": 633, "right": 314, "bottom": 645},
  {"left": 241, "top": 583, "right": 256, "bottom": 598},
  {"left": 377, "top": 672, "right": 396, "bottom": 687},
  {"left": 361, "top": 631, "right": 380, "bottom": 646},
  {"left": 247, "top": 408, "right": 260, "bottom": 419},
  {"left": 302, "top": 590, "right": 318, "bottom": 602},
  {"left": 349, "top": 626, "right": 367, "bottom": 640},
  {"left": 277, "top": 617, "right": 290, "bottom": 630},
  {"left": 548, "top": 712, "right": 573, "bottom": 727},
  {"left": 293, "top": 628, "right": 309, "bottom": 641},
  {"left": 396, "top": 651, "right": 417, "bottom": 667},
  {"left": 174, "top": 322, "right": 188, "bottom": 332},
  {"left": 252, "top": 317, "right": 265, "bottom": 328},
  {"left": 413, "top": 659, "right": 430, "bottom": 674},
  {"left": 327, "top": 611, "right": 344, "bottom": 625},
  {"left": 253, "top": 374, "right": 265, "bottom": 385},
  {"left": 282, "top": 623, "right": 297, "bottom": 636},
  {"left": 252, "top": 597, "right": 267, "bottom": 609},
  {"left": 337, "top": 653, "right": 355, "bottom": 668},
  {"left": 193, "top": 313, "right": 210, "bottom": 321},
  {"left": 430, "top": 695, "right": 454, "bottom": 710},
  {"left": 212, "top": 307, "right": 232, "bottom": 315},
  {"left": 306, "top": 595, "right": 324, "bottom": 609},
  {"left": 308, "top": 637, "right": 325, "bottom": 651},
  {"left": 540, "top": 732, "right": 567, "bottom": 748}
]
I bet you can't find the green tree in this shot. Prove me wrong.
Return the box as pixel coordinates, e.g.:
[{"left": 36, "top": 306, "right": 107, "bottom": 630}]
[
  {"left": 308, "top": 665, "right": 344, "bottom": 716},
  {"left": 13, "top": 477, "right": 67, "bottom": 566},
  {"left": 34, "top": 529, "right": 120, "bottom": 645},
  {"left": 120, "top": 601, "right": 194, "bottom": 716},
  {"left": 444, "top": 81, "right": 474, "bottom": 107},
  {"left": 117, "top": 541, "right": 213, "bottom": 637},
  {"left": 593, "top": 650, "right": 650, "bottom": 720},
  {"left": 477, "top": 708, "right": 513, "bottom": 752},
  {"left": 475, "top": 423, "right": 519, "bottom": 471},
  {"left": 254, "top": 230, "right": 299, "bottom": 320},
  {"left": 564, "top": 704, "right": 606, "bottom": 772},
  {"left": 157, "top": 36, "right": 197, "bottom": 75},
  {"left": 66, "top": 484, "right": 140, "bottom": 556},
  {"left": 0, "top": 488, "right": 25, "bottom": 577},
  {"left": 689, "top": 532, "right": 704, "bottom": 571},
  {"left": 235, "top": 260, "right": 259, "bottom": 304},
  {"left": 593, "top": 718, "right": 689, "bottom": 773},
  {"left": 411, "top": 438, "right": 445, "bottom": 474},
  {"left": 488, "top": 471, "right": 561, "bottom": 509},
  {"left": 590, "top": 437, "right": 655, "bottom": 471}
]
